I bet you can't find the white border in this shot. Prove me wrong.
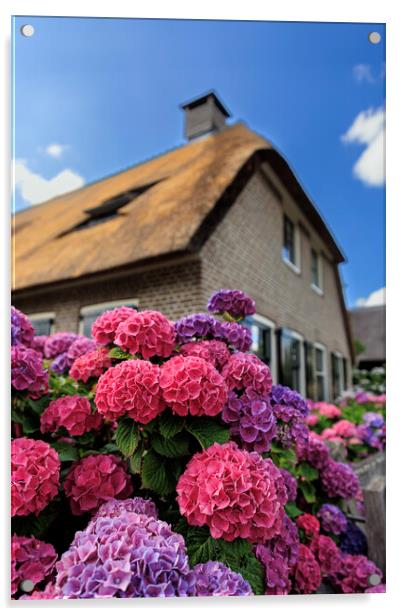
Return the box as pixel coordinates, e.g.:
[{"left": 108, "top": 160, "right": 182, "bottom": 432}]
[
  {"left": 282, "top": 215, "right": 301, "bottom": 275},
  {"left": 313, "top": 341, "right": 328, "bottom": 400},
  {"left": 281, "top": 327, "right": 306, "bottom": 396},
  {"left": 251, "top": 313, "right": 278, "bottom": 383}
]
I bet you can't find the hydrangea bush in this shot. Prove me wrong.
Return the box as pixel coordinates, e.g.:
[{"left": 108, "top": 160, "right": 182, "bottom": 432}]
[{"left": 10, "top": 290, "right": 385, "bottom": 599}]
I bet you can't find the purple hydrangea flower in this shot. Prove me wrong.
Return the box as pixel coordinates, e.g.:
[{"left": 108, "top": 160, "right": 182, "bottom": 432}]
[
  {"left": 320, "top": 460, "right": 360, "bottom": 499},
  {"left": 296, "top": 435, "right": 331, "bottom": 471},
  {"left": 269, "top": 385, "right": 309, "bottom": 449},
  {"left": 279, "top": 468, "right": 298, "bottom": 502},
  {"left": 362, "top": 412, "right": 384, "bottom": 429},
  {"left": 270, "top": 385, "right": 310, "bottom": 418},
  {"left": 339, "top": 520, "right": 368, "bottom": 556},
  {"left": 207, "top": 289, "right": 256, "bottom": 319},
  {"left": 67, "top": 336, "right": 98, "bottom": 363},
  {"left": 92, "top": 497, "right": 158, "bottom": 522},
  {"left": 317, "top": 504, "right": 348, "bottom": 535},
  {"left": 192, "top": 561, "right": 252, "bottom": 596},
  {"left": 50, "top": 352, "right": 71, "bottom": 374},
  {"left": 222, "top": 390, "right": 277, "bottom": 453},
  {"left": 31, "top": 335, "right": 49, "bottom": 354},
  {"left": 219, "top": 321, "right": 252, "bottom": 352},
  {"left": 11, "top": 306, "right": 34, "bottom": 348},
  {"left": 11, "top": 345, "right": 48, "bottom": 396},
  {"left": 55, "top": 512, "right": 195, "bottom": 598},
  {"left": 174, "top": 313, "right": 224, "bottom": 344},
  {"left": 44, "top": 333, "right": 79, "bottom": 359}
]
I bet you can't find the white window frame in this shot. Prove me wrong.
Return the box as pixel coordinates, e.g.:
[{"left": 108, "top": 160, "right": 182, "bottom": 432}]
[
  {"left": 282, "top": 214, "right": 301, "bottom": 275},
  {"left": 27, "top": 311, "right": 56, "bottom": 335},
  {"left": 250, "top": 314, "right": 278, "bottom": 384},
  {"left": 314, "top": 342, "right": 328, "bottom": 400},
  {"left": 311, "top": 248, "right": 324, "bottom": 295},
  {"left": 79, "top": 299, "right": 138, "bottom": 335},
  {"left": 332, "top": 351, "right": 345, "bottom": 398},
  {"left": 281, "top": 328, "right": 306, "bottom": 397}
]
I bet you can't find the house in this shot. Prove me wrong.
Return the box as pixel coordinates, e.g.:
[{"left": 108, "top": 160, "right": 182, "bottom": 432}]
[
  {"left": 349, "top": 305, "right": 386, "bottom": 370},
  {"left": 12, "top": 92, "right": 353, "bottom": 401}
]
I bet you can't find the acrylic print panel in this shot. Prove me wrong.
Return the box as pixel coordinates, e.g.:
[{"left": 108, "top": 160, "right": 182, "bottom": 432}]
[{"left": 11, "top": 16, "right": 386, "bottom": 600}]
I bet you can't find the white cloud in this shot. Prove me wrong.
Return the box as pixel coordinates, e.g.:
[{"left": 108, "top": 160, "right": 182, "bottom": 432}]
[
  {"left": 43, "top": 143, "right": 69, "bottom": 159},
  {"left": 341, "top": 107, "right": 385, "bottom": 187},
  {"left": 14, "top": 159, "right": 84, "bottom": 206},
  {"left": 353, "top": 64, "right": 375, "bottom": 84},
  {"left": 356, "top": 287, "right": 386, "bottom": 307}
]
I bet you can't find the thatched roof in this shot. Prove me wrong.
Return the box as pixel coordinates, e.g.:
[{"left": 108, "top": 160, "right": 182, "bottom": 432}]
[
  {"left": 12, "top": 123, "right": 344, "bottom": 292},
  {"left": 350, "top": 305, "right": 386, "bottom": 363}
]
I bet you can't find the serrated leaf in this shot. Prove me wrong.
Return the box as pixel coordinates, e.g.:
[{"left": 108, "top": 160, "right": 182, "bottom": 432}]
[
  {"left": 296, "top": 462, "right": 319, "bottom": 481},
  {"left": 116, "top": 417, "right": 140, "bottom": 457},
  {"left": 51, "top": 441, "right": 79, "bottom": 462},
  {"left": 300, "top": 480, "right": 316, "bottom": 504},
  {"left": 151, "top": 432, "right": 190, "bottom": 458},
  {"left": 108, "top": 347, "right": 134, "bottom": 360},
  {"left": 285, "top": 501, "right": 303, "bottom": 518},
  {"left": 129, "top": 446, "right": 143, "bottom": 474},
  {"left": 185, "top": 417, "right": 230, "bottom": 449},
  {"left": 159, "top": 412, "right": 185, "bottom": 438},
  {"left": 141, "top": 450, "right": 176, "bottom": 495}
]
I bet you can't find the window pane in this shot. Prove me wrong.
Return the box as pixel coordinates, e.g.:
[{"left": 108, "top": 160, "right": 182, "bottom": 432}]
[
  {"left": 315, "top": 347, "right": 323, "bottom": 372},
  {"left": 311, "top": 249, "right": 319, "bottom": 286},
  {"left": 316, "top": 375, "right": 325, "bottom": 400},
  {"left": 283, "top": 216, "right": 295, "bottom": 264},
  {"left": 250, "top": 324, "right": 260, "bottom": 354},
  {"left": 30, "top": 318, "right": 53, "bottom": 336},
  {"left": 281, "top": 332, "right": 300, "bottom": 391}
]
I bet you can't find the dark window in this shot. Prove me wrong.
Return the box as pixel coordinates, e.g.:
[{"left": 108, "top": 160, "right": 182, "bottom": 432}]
[
  {"left": 247, "top": 317, "right": 273, "bottom": 367},
  {"left": 280, "top": 329, "right": 303, "bottom": 392},
  {"left": 30, "top": 316, "right": 54, "bottom": 336},
  {"left": 305, "top": 342, "right": 315, "bottom": 399},
  {"left": 80, "top": 302, "right": 137, "bottom": 338},
  {"left": 315, "top": 346, "right": 326, "bottom": 400},
  {"left": 282, "top": 215, "right": 296, "bottom": 265},
  {"left": 331, "top": 353, "right": 344, "bottom": 400},
  {"left": 311, "top": 248, "right": 320, "bottom": 288}
]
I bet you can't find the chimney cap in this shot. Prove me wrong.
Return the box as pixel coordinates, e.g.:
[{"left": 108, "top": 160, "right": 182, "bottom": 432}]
[{"left": 180, "top": 90, "right": 231, "bottom": 118}]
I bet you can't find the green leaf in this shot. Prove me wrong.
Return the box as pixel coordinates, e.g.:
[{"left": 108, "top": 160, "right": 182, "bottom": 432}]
[
  {"left": 185, "top": 417, "right": 230, "bottom": 449},
  {"left": 51, "top": 441, "right": 79, "bottom": 462},
  {"left": 21, "top": 414, "right": 39, "bottom": 434},
  {"left": 141, "top": 450, "right": 176, "bottom": 495},
  {"left": 296, "top": 462, "right": 319, "bottom": 481},
  {"left": 129, "top": 446, "right": 143, "bottom": 474},
  {"left": 151, "top": 432, "right": 190, "bottom": 458},
  {"left": 159, "top": 412, "right": 185, "bottom": 439},
  {"left": 300, "top": 481, "right": 316, "bottom": 504},
  {"left": 27, "top": 397, "right": 50, "bottom": 415},
  {"left": 115, "top": 417, "right": 140, "bottom": 457},
  {"left": 285, "top": 501, "right": 303, "bottom": 519},
  {"left": 108, "top": 347, "right": 134, "bottom": 360},
  {"left": 186, "top": 526, "right": 217, "bottom": 564}
]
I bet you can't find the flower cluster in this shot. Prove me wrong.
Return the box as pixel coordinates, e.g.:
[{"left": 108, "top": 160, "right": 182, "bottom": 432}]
[
  {"left": 174, "top": 313, "right": 223, "bottom": 344},
  {"left": 330, "top": 554, "right": 382, "bottom": 593},
  {"left": 31, "top": 335, "right": 48, "bottom": 354},
  {"left": 339, "top": 520, "right": 368, "bottom": 556},
  {"left": 11, "top": 306, "right": 35, "bottom": 347},
  {"left": 218, "top": 321, "right": 252, "bottom": 352},
  {"left": 11, "top": 438, "right": 60, "bottom": 517},
  {"left": 293, "top": 544, "right": 321, "bottom": 594},
  {"left": 11, "top": 535, "right": 57, "bottom": 596},
  {"left": 222, "top": 352, "right": 272, "bottom": 395},
  {"left": 192, "top": 561, "right": 252, "bottom": 596},
  {"left": 40, "top": 395, "right": 102, "bottom": 437},
  {"left": 296, "top": 433, "right": 331, "bottom": 471},
  {"left": 11, "top": 345, "right": 48, "bottom": 397},
  {"left": 95, "top": 359, "right": 165, "bottom": 423},
  {"left": 270, "top": 385, "right": 309, "bottom": 448},
  {"left": 310, "top": 534, "right": 341, "bottom": 576},
  {"left": 177, "top": 442, "right": 287, "bottom": 543},
  {"left": 55, "top": 511, "right": 195, "bottom": 598},
  {"left": 179, "top": 340, "right": 230, "bottom": 370},
  {"left": 320, "top": 460, "right": 360, "bottom": 499},
  {"left": 69, "top": 347, "right": 112, "bottom": 383},
  {"left": 317, "top": 504, "right": 348, "bottom": 535},
  {"left": 279, "top": 468, "right": 298, "bottom": 502},
  {"left": 160, "top": 355, "right": 228, "bottom": 417},
  {"left": 296, "top": 513, "right": 320, "bottom": 539},
  {"left": 207, "top": 289, "right": 256, "bottom": 319},
  {"left": 66, "top": 336, "right": 97, "bottom": 362},
  {"left": 311, "top": 402, "right": 341, "bottom": 419},
  {"left": 92, "top": 497, "right": 158, "bottom": 522},
  {"left": 64, "top": 454, "right": 133, "bottom": 515},
  {"left": 44, "top": 333, "right": 78, "bottom": 359},
  {"left": 19, "top": 583, "right": 58, "bottom": 600},
  {"left": 115, "top": 310, "right": 176, "bottom": 359},
  {"left": 91, "top": 306, "right": 137, "bottom": 344}
]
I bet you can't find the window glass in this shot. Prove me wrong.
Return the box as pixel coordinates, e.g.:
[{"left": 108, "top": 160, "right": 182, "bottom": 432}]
[
  {"left": 311, "top": 248, "right": 320, "bottom": 287},
  {"left": 281, "top": 330, "right": 302, "bottom": 391},
  {"left": 331, "top": 353, "right": 344, "bottom": 399},
  {"left": 30, "top": 317, "right": 54, "bottom": 336},
  {"left": 246, "top": 317, "right": 272, "bottom": 366},
  {"left": 282, "top": 215, "right": 295, "bottom": 264},
  {"left": 315, "top": 347, "right": 325, "bottom": 400}
]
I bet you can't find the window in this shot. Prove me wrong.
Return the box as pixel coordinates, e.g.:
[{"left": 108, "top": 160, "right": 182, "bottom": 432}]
[
  {"left": 279, "top": 328, "right": 305, "bottom": 395},
  {"left": 245, "top": 315, "right": 277, "bottom": 382},
  {"left": 314, "top": 343, "right": 327, "bottom": 401},
  {"left": 28, "top": 312, "right": 55, "bottom": 336},
  {"left": 331, "top": 352, "right": 345, "bottom": 400},
  {"left": 311, "top": 248, "right": 323, "bottom": 294},
  {"left": 282, "top": 214, "right": 300, "bottom": 273},
  {"left": 79, "top": 299, "right": 138, "bottom": 337}
]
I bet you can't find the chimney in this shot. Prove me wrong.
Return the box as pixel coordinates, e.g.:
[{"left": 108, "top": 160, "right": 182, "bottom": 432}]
[{"left": 181, "top": 91, "right": 230, "bottom": 141}]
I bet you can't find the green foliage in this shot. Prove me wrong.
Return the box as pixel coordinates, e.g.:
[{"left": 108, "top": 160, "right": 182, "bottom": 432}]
[
  {"left": 151, "top": 432, "right": 190, "bottom": 458},
  {"left": 158, "top": 412, "right": 185, "bottom": 438},
  {"left": 51, "top": 440, "right": 79, "bottom": 462},
  {"left": 299, "top": 480, "right": 316, "bottom": 504},
  {"left": 129, "top": 446, "right": 143, "bottom": 474},
  {"left": 108, "top": 347, "right": 134, "bottom": 361},
  {"left": 352, "top": 366, "right": 386, "bottom": 395},
  {"left": 141, "top": 450, "right": 177, "bottom": 495},
  {"left": 115, "top": 417, "right": 140, "bottom": 457},
  {"left": 285, "top": 501, "right": 303, "bottom": 519},
  {"left": 296, "top": 462, "right": 319, "bottom": 482},
  {"left": 185, "top": 416, "right": 230, "bottom": 449}
]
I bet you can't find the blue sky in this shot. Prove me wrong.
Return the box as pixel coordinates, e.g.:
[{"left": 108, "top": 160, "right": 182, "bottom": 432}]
[{"left": 12, "top": 17, "right": 385, "bottom": 307}]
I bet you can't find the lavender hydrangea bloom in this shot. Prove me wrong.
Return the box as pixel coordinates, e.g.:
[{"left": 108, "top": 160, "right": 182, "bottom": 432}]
[
  {"left": 339, "top": 520, "right": 368, "bottom": 556},
  {"left": 67, "top": 337, "right": 97, "bottom": 363},
  {"left": 270, "top": 385, "right": 310, "bottom": 418},
  {"left": 56, "top": 512, "right": 196, "bottom": 599},
  {"left": 44, "top": 333, "right": 79, "bottom": 359},
  {"left": 222, "top": 390, "right": 277, "bottom": 453},
  {"left": 192, "top": 561, "right": 252, "bottom": 596},
  {"left": 31, "top": 335, "right": 49, "bottom": 354},
  {"left": 50, "top": 352, "right": 71, "bottom": 374},
  {"left": 11, "top": 345, "right": 48, "bottom": 395},
  {"left": 219, "top": 321, "right": 252, "bottom": 352},
  {"left": 363, "top": 413, "right": 384, "bottom": 429},
  {"left": 279, "top": 468, "right": 298, "bottom": 503},
  {"left": 269, "top": 385, "right": 309, "bottom": 449},
  {"left": 317, "top": 504, "right": 348, "bottom": 535},
  {"left": 11, "top": 306, "right": 34, "bottom": 347},
  {"left": 296, "top": 435, "right": 331, "bottom": 471},
  {"left": 92, "top": 497, "right": 158, "bottom": 522},
  {"left": 320, "top": 460, "right": 360, "bottom": 499},
  {"left": 174, "top": 314, "right": 224, "bottom": 344},
  {"left": 207, "top": 289, "right": 256, "bottom": 319}
]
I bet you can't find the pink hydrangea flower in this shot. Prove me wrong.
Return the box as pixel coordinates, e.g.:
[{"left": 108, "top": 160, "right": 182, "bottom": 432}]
[
  {"left": 11, "top": 438, "right": 60, "bottom": 517},
  {"left": 91, "top": 306, "right": 137, "bottom": 344},
  {"left": 64, "top": 454, "right": 133, "bottom": 515},
  {"left": 114, "top": 310, "right": 176, "bottom": 359},
  {"left": 177, "top": 442, "right": 287, "bottom": 543},
  {"left": 44, "top": 333, "right": 78, "bottom": 359},
  {"left": 306, "top": 413, "right": 319, "bottom": 426},
  {"left": 95, "top": 359, "right": 165, "bottom": 423},
  {"left": 330, "top": 554, "right": 383, "bottom": 593},
  {"left": 321, "top": 428, "right": 345, "bottom": 444},
  {"left": 160, "top": 355, "right": 228, "bottom": 417},
  {"left": 40, "top": 395, "right": 102, "bottom": 436},
  {"left": 294, "top": 544, "right": 321, "bottom": 593},
  {"left": 222, "top": 352, "right": 272, "bottom": 395},
  {"left": 69, "top": 347, "right": 112, "bottom": 383},
  {"left": 19, "top": 582, "right": 59, "bottom": 600},
  {"left": 31, "top": 335, "right": 48, "bottom": 354},
  {"left": 332, "top": 419, "right": 358, "bottom": 438},
  {"left": 313, "top": 402, "right": 341, "bottom": 419},
  {"left": 11, "top": 345, "right": 48, "bottom": 397},
  {"left": 179, "top": 340, "right": 230, "bottom": 370},
  {"left": 11, "top": 535, "right": 57, "bottom": 596},
  {"left": 310, "top": 534, "right": 342, "bottom": 576},
  {"left": 296, "top": 514, "right": 320, "bottom": 539}
]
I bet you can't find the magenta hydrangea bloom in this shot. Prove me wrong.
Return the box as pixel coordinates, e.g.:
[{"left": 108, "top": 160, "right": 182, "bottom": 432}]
[
  {"left": 69, "top": 347, "right": 112, "bottom": 383},
  {"left": 294, "top": 544, "right": 322, "bottom": 594},
  {"left": 92, "top": 497, "right": 158, "bottom": 522},
  {"left": 66, "top": 336, "right": 97, "bottom": 362},
  {"left": 95, "top": 359, "right": 165, "bottom": 423},
  {"left": 19, "top": 582, "right": 59, "bottom": 600},
  {"left": 222, "top": 352, "right": 273, "bottom": 395},
  {"left": 218, "top": 321, "right": 252, "bottom": 352},
  {"left": 207, "top": 289, "right": 256, "bottom": 319},
  {"left": 330, "top": 554, "right": 383, "bottom": 593},
  {"left": 177, "top": 442, "right": 287, "bottom": 543},
  {"left": 317, "top": 504, "right": 348, "bottom": 535},
  {"left": 31, "top": 335, "right": 48, "bottom": 354},
  {"left": 55, "top": 512, "right": 196, "bottom": 598},
  {"left": 115, "top": 310, "right": 176, "bottom": 359},
  {"left": 174, "top": 313, "right": 224, "bottom": 344},
  {"left": 222, "top": 390, "right": 277, "bottom": 453},
  {"left": 11, "top": 306, "right": 35, "bottom": 347},
  {"left": 91, "top": 306, "right": 137, "bottom": 344},
  {"left": 44, "top": 333, "right": 78, "bottom": 359},
  {"left": 365, "top": 584, "right": 386, "bottom": 593},
  {"left": 179, "top": 339, "right": 230, "bottom": 370},
  {"left": 255, "top": 545, "right": 291, "bottom": 595},
  {"left": 270, "top": 385, "right": 309, "bottom": 448},
  {"left": 11, "top": 535, "right": 57, "bottom": 596},
  {"left": 310, "top": 534, "right": 341, "bottom": 576},
  {"left": 64, "top": 454, "right": 133, "bottom": 515},
  {"left": 11, "top": 438, "right": 60, "bottom": 517},
  {"left": 296, "top": 513, "right": 320, "bottom": 539},
  {"left": 192, "top": 561, "right": 252, "bottom": 596},
  {"left": 320, "top": 460, "right": 360, "bottom": 499},
  {"left": 313, "top": 402, "right": 341, "bottom": 419},
  {"left": 50, "top": 352, "right": 71, "bottom": 374},
  {"left": 11, "top": 345, "right": 48, "bottom": 397},
  {"left": 279, "top": 469, "right": 297, "bottom": 502},
  {"left": 160, "top": 355, "right": 228, "bottom": 417},
  {"left": 296, "top": 433, "right": 331, "bottom": 471},
  {"left": 40, "top": 395, "right": 102, "bottom": 437}
]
